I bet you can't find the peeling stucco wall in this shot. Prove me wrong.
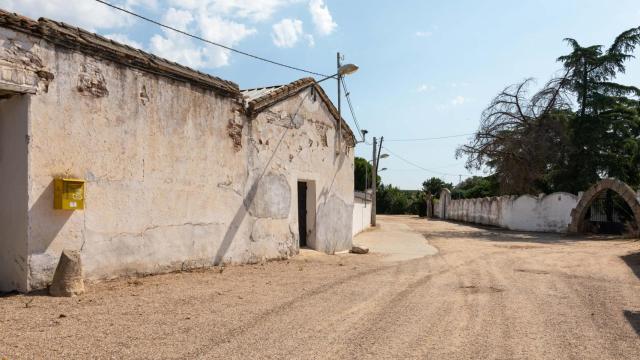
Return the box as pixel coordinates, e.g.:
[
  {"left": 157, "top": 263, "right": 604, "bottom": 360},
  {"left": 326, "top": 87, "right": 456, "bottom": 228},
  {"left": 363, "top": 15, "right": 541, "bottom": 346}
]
[
  {"left": 0, "top": 27, "right": 354, "bottom": 291},
  {"left": 23, "top": 41, "right": 252, "bottom": 289},
  {"left": 248, "top": 88, "right": 354, "bottom": 255},
  {"left": 0, "top": 28, "right": 53, "bottom": 95}
]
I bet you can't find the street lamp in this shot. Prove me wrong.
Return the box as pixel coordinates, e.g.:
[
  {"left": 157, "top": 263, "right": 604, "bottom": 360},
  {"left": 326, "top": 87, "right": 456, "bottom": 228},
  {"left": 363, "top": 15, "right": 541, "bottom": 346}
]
[
  {"left": 338, "top": 63, "right": 359, "bottom": 76},
  {"left": 314, "top": 63, "right": 359, "bottom": 84},
  {"left": 291, "top": 59, "right": 358, "bottom": 155},
  {"left": 336, "top": 53, "right": 359, "bottom": 154}
]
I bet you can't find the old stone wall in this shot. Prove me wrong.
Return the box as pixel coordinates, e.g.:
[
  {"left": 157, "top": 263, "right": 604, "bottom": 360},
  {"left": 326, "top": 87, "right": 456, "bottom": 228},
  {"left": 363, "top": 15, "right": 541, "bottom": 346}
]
[
  {"left": 0, "top": 27, "right": 353, "bottom": 291},
  {"left": 440, "top": 191, "right": 578, "bottom": 233}
]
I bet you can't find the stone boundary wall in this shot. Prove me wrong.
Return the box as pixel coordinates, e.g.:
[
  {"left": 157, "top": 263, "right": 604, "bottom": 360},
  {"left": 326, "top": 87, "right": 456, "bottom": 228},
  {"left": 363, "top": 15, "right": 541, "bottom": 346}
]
[{"left": 440, "top": 192, "right": 579, "bottom": 233}]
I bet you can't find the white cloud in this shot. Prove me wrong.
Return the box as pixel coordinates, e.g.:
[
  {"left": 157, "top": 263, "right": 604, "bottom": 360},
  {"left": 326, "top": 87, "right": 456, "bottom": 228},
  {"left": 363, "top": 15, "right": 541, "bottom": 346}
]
[
  {"left": 105, "top": 33, "right": 143, "bottom": 49},
  {"left": 417, "top": 84, "right": 435, "bottom": 92},
  {"left": 415, "top": 31, "right": 432, "bottom": 37},
  {"left": 168, "top": 0, "right": 297, "bottom": 22},
  {"left": 163, "top": 7, "right": 194, "bottom": 31},
  {"left": 2, "top": 0, "right": 317, "bottom": 70},
  {"left": 126, "top": 0, "right": 159, "bottom": 10},
  {"left": 271, "top": 18, "right": 304, "bottom": 48},
  {"left": 309, "top": 0, "right": 337, "bottom": 35},
  {"left": 305, "top": 34, "right": 315, "bottom": 47},
  {"left": 451, "top": 96, "right": 466, "bottom": 106},
  {"left": 198, "top": 14, "right": 257, "bottom": 45},
  {"left": 149, "top": 7, "right": 257, "bottom": 68},
  {"left": 449, "top": 82, "right": 470, "bottom": 88},
  {"left": 0, "top": 0, "right": 134, "bottom": 31}
]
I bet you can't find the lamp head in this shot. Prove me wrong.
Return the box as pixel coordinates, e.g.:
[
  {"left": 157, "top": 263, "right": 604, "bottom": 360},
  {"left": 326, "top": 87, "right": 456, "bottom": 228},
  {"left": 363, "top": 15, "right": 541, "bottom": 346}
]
[{"left": 338, "top": 63, "right": 359, "bottom": 76}]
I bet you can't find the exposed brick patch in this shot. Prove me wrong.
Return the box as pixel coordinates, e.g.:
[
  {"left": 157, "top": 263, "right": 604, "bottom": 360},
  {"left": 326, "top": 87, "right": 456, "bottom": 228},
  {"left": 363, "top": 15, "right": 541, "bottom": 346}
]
[
  {"left": 227, "top": 120, "right": 243, "bottom": 151},
  {"left": 0, "top": 39, "right": 54, "bottom": 93},
  {"left": 77, "top": 63, "right": 108, "bottom": 97},
  {"left": 315, "top": 122, "right": 328, "bottom": 147},
  {"left": 241, "top": 78, "right": 356, "bottom": 147}
]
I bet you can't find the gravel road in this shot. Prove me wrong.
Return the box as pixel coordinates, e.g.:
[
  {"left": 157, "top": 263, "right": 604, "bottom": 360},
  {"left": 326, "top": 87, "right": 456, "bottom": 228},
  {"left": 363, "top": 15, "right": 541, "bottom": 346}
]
[{"left": 2, "top": 215, "right": 640, "bottom": 359}]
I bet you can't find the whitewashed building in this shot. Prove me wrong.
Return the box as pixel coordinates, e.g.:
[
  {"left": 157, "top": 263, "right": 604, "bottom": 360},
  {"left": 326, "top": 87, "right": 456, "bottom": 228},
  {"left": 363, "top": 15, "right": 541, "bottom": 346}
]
[{"left": 0, "top": 10, "right": 355, "bottom": 292}]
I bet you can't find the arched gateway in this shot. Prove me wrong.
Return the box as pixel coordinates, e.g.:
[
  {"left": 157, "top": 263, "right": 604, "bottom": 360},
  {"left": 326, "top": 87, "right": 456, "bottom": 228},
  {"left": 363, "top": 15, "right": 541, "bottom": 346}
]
[{"left": 568, "top": 178, "right": 640, "bottom": 235}]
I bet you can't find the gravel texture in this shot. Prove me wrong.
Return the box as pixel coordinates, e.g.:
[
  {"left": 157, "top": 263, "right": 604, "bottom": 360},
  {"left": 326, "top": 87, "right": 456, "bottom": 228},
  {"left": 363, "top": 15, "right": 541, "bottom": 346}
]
[{"left": 2, "top": 215, "right": 640, "bottom": 359}]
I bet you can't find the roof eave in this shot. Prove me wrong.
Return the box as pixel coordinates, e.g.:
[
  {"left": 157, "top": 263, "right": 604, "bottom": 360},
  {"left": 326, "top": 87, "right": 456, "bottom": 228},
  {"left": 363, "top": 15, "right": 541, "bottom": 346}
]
[
  {"left": 0, "top": 9, "right": 241, "bottom": 98},
  {"left": 243, "top": 78, "right": 356, "bottom": 147}
]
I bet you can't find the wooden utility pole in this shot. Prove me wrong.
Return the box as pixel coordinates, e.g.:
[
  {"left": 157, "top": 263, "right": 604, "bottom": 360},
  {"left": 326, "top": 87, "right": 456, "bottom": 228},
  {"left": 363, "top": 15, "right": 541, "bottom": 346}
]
[
  {"left": 336, "top": 52, "right": 341, "bottom": 154},
  {"left": 371, "top": 137, "right": 377, "bottom": 226},
  {"left": 371, "top": 136, "right": 384, "bottom": 226}
]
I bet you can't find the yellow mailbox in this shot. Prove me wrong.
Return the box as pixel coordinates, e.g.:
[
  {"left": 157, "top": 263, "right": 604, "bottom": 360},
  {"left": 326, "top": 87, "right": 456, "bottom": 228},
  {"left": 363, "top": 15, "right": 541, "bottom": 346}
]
[{"left": 54, "top": 178, "right": 85, "bottom": 210}]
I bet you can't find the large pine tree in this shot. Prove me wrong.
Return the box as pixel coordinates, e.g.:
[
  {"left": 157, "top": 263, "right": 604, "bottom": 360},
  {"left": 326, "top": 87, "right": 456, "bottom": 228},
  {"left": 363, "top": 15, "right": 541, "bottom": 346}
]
[{"left": 459, "top": 27, "right": 640, "bottom": 194}]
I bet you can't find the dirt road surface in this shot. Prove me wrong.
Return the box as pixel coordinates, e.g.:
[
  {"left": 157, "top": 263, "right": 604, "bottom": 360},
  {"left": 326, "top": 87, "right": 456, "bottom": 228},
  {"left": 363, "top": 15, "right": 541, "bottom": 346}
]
[{"left": 2, "top": 215, "right": 640, "bottom": 359}]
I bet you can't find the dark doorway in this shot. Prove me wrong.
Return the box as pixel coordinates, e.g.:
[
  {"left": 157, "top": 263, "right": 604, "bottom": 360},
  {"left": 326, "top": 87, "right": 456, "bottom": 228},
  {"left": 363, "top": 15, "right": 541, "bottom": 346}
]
[
  {"left": 297, "top": 182, "right": 307, "bottom": 247},
  {"left": 584, "top": 190, "right": 636, "bottom": 234}
]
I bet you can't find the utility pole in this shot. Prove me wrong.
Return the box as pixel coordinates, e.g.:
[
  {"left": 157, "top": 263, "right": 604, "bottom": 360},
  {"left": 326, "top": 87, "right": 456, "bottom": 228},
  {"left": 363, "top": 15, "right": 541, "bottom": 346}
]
[
  {"left": 336, "top": 52, "right": 342, "bottom": 155},
  {"left": 362, "top": 130, "right": 368, "bottom": 207},
  {"left": 371, "top": 136, "right": 384, "bottom": 226},
  {"left": 371, "top": 137, "right": 378, "bottom": 226}
]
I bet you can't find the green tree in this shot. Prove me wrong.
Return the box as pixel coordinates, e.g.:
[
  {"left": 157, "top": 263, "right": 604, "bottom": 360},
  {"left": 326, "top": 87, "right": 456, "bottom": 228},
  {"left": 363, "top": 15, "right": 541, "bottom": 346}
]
[
  {"left": 458, "top": 27, "right": 640, "bottom": 194},
  {"left": 377, "top": 184, "right": 411, "bottom": 214},
  {"left": 452, "top": 176, "right": 499, "bottom": 199},
  {"left": 354, "top": 157, "right": 381, "bottom": 191},
  {"left": 456, "top": 77, "right": 572, "bottom": 194},
  {"left": 408, "top": 191, "right": 428, "bottom": 217},
  {"left": 553, "top": 27, "right": 640, "bottom": 192},
  {"left": 422, "top": 177, "right": 453, "bottom": 197}
]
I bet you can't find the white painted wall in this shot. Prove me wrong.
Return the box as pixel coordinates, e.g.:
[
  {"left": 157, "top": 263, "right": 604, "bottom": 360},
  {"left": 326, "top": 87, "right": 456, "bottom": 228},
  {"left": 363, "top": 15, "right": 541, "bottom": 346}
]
[
  {"left": 440, "top": 191, "right": 579, "bottom": 233},
  {"left": 0, "top": 94, "right": 29, "bottom": 292},
  {"left": 352, "top": 193, "right": 371, "bottom": 236},
  {"left": 0, "top": 25, "right": 355, "bottom": 291}
]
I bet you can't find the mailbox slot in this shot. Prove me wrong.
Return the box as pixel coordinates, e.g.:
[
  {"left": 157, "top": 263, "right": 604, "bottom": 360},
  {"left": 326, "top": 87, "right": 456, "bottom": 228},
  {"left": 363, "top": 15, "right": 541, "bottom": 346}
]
[{"left": 54, "top": 178, "right": 85, "bottom": 210}]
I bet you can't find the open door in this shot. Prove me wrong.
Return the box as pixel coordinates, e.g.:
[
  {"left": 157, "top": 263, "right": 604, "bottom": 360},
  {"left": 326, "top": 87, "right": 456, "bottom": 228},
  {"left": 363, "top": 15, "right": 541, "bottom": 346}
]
[{"left": 297, "top": 181, "right": 307, "bottom": 247}]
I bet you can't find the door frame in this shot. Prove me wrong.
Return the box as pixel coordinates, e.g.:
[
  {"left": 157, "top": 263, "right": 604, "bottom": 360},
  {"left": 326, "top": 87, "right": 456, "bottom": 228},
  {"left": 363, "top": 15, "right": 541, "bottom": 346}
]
[{"left": 296, "top": 179, "right": 316, "bottom": 250}]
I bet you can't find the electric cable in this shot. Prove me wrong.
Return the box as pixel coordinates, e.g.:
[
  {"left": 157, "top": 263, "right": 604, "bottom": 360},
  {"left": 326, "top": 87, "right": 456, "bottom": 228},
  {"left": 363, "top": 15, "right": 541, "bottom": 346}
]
[{"left": 94, "top": 0, "right": 330, "bottom": 77}]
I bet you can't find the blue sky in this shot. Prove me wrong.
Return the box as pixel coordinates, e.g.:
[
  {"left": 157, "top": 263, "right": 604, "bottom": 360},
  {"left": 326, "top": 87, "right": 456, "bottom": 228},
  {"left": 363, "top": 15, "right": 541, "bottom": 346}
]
[{"left": 3, "top": 0, "right": 639, "bottom": 189}]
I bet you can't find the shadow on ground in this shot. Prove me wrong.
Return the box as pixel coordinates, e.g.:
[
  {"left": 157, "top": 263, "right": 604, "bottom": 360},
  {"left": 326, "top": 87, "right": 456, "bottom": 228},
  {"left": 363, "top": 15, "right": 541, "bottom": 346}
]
[
  {"left": 624, "top": 310, "right": 640, "bottom": 336},
  {"left": 621, "top": 252, "right": 640, "bottom": 281},
  {"left": 409, "top": 218, "right": 630, "bottom": 245}
]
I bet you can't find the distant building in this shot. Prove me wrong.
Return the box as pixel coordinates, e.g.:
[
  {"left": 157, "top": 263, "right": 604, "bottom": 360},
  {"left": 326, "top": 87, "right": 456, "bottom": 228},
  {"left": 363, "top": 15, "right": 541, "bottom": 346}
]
[{"left": 0, "top": 9, "right": 355, "bottom": 292}]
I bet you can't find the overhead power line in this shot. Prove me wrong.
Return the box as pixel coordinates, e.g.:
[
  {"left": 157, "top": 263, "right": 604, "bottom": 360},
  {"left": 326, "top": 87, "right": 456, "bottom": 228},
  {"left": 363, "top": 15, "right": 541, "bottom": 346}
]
[
  {"left": 381, "top": 145, "right": 474, "bottom": 179},
  {"left": 384, "top": 133, "right": 476, "bottom": 142},
  {"left": 94, "top": 0, "right": 329, "bottom": 77},
  {"left": 340, "top": 78, "right": 364, "bottom": 141}
]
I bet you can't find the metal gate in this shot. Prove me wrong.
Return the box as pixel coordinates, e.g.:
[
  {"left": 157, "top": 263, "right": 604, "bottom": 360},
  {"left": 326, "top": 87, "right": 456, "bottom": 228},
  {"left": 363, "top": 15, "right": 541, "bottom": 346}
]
[{"left": 586, "top": 190, "right": 635, "bottom": 234}]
